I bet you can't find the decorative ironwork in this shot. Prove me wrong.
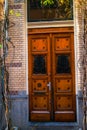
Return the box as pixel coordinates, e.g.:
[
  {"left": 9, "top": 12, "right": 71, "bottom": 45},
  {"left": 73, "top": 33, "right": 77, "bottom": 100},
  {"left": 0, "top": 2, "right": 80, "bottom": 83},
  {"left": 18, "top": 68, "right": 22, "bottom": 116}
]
[
  {"left": 56, "top": 55, "right": 70, "bottom": 74},
  {"left": 27, "top": 0, "right": 73, "bottom": 22},
  {"left": 33, "top": 55, "right": 46, "bottom": 74}
]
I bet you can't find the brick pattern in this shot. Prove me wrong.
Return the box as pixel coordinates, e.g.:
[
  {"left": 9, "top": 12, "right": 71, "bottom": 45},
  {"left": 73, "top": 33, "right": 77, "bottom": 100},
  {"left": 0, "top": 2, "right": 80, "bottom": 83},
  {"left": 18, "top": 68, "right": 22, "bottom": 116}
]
[
  {"left": 6, "top": 1, "right": 26, "bottom": 92},
  {"left": 6, "top": 62, "right": 22, "bottom": 67},
  {"left": 74, "top": 0, "right": 87, "bottom": 91},
  {"left": 9, "top": 90, "right": 18, "bottom": 95}
]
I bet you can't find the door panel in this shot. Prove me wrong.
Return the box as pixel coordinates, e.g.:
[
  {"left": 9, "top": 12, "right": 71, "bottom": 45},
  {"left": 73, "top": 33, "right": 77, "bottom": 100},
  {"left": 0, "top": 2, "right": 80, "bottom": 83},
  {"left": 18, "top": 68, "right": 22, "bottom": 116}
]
[
  {"left": 32, "top": 79, "right": 48, "bottom": 93},
  {"left": 28, "top": 34, "right": 51, "bottom": 121},
  {"left": 31, "top": 38, "right": 47, "bottom": 52},
  {"left": 55, "top": 36, "right": 71, "bottom": 51},
  {"left": 52, "top": 33, "right": 76, "bottom": 121},
  {"left": 55, "top": 78, "right": 72, "bottom": 92},
  {"left": 28, "top": 27, "right": 76, "bottom": 122}
]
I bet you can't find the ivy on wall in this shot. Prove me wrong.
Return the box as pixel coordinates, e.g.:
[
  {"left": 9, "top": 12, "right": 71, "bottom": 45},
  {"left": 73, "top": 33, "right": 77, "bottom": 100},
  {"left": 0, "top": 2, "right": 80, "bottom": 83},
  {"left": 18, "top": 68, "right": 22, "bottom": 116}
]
[{"left": 0, "top": 0, "right": 21, "bottom": 129}]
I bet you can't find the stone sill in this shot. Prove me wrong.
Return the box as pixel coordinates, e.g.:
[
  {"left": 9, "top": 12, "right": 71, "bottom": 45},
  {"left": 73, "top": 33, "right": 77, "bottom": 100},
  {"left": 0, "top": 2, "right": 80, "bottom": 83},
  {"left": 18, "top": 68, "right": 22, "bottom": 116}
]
[
  {"left": 27, "top": 20, "right": 74, "bottom": 29},
  {"left": 29, "top": 122, "right": 79, "bottom": 127}
]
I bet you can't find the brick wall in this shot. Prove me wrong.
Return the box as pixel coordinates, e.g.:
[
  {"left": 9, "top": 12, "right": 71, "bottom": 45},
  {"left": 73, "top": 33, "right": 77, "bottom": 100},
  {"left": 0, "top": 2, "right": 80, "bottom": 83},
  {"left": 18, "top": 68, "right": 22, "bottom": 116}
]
[
  {"left": 6, "top": 0, "right": 26, "bottom": 93},
  {"left": 74, "top": 0, "right": 81, "bottom": 91},
  {"left": 74, "top": 0, "right": 87, "bottom": 92}
]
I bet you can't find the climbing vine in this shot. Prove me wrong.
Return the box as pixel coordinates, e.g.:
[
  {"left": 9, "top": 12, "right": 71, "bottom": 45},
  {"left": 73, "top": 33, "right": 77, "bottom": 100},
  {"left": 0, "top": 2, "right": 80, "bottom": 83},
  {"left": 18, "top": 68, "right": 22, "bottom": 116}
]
[
  {"left": 77, "top": 1, "right": 87, "bottom": 130},
  {"left": 0, "top": 0, "right": 21, "bottom": 129}
]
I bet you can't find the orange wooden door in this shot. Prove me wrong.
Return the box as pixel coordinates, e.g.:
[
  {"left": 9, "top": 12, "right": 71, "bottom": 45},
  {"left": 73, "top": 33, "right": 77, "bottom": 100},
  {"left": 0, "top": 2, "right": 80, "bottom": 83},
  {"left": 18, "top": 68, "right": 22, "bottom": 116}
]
[
  {"left": 28, "top": 34, "right": 51, "bottom": 121},
  {"left": 28, "top": 27, "right": 76, "bottom": 122},
  {"left": 52, "top": 33, "right": 76, "bottom": 121}
]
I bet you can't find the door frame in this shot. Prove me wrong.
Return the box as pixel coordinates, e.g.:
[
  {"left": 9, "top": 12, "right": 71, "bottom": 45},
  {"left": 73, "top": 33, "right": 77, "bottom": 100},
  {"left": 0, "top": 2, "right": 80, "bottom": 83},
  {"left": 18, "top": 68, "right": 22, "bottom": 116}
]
[
  {"left": 28, "top": 27, "right": 76, "bottom": 122},
  {"left": 25, "top": 0, "right": 79, "bottom": 124}
]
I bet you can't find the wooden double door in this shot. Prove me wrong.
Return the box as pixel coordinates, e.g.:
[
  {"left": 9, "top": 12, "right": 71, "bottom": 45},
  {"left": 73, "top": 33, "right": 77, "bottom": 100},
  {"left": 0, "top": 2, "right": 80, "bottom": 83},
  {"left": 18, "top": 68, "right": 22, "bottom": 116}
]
[{"left": 28, "top": 27, "right": 76, "bottom": 122}]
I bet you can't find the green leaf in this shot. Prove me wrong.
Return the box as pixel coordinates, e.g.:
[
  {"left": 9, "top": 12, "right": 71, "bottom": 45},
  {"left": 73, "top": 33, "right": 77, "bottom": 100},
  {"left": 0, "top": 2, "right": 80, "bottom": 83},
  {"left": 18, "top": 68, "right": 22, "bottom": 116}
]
[
  {"left": 15, "top": 12, "right": 21, "bottom": 17},
  {"left": 0, "top": 44, "right": 2, "bottom": 48},
  {"left": 41, "top": 0, "right": 54, "bottom": 6},
  {"left": 9, "top": 9, "right": 14, "bottom": 15}
]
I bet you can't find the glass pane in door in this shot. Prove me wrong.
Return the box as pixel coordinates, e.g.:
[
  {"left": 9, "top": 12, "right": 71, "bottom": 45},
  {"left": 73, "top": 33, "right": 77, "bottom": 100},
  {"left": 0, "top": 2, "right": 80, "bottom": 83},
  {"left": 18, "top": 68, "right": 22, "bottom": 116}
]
[
  {"left": 27, "top": 0, "right": 73, "bottom": 22},
  {"left": 56, "top": 54, "right": 71, "bottom": 74},
  {"left": 33, "top": 55, "right": 47, "bottom": 74}
]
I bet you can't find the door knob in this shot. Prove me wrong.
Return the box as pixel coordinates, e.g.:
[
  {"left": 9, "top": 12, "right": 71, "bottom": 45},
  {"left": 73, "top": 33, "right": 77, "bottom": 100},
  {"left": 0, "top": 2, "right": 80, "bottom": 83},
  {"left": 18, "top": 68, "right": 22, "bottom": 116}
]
[{"left": 47, "top": 82, "right": 51, "bottom": 91}]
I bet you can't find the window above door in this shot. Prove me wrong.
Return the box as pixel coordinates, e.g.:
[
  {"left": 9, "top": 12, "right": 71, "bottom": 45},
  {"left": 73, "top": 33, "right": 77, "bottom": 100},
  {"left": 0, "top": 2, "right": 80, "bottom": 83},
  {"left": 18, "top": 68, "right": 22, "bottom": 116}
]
[{"left": 27, "top": 0, "right": 73, "bottom": 22}]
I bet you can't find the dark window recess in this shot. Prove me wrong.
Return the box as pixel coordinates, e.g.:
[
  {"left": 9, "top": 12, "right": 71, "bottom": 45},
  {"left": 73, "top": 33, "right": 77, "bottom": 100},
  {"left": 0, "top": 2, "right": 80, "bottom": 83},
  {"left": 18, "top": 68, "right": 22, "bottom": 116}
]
[
  {"left": 56, "top": 55, "right": 71, "bottom": 74},
  {"left": 33, "top": 55, "right": 46, "bottom": 74},
  {"left": 27, "top": 0, "right": 73, "bottom": 22}
]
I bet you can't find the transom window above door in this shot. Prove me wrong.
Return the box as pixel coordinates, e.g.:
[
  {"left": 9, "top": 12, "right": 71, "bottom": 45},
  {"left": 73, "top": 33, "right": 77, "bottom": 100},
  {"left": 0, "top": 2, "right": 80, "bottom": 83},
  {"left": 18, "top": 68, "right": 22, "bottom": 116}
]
[{"left": 27, "top": 0, "right": 73, "bottom": 22}]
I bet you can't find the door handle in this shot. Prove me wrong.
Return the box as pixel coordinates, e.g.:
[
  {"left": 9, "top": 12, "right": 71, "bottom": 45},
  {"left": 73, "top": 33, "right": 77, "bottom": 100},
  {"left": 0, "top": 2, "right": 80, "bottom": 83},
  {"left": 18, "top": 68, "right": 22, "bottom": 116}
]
[{"left": 47, "top": 82, "right": 51, "bottom": 91}]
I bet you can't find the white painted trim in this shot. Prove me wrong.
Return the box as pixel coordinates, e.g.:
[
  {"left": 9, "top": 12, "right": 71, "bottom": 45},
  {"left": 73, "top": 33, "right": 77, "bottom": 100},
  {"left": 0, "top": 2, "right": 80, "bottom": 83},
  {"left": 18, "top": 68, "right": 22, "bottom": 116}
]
[
  {"left": 74, "top": 0, "right": 78, "bottom": 96},
  {"left": 25, "top": 0, "right": 28, "bottom": 95},
  {"left": 73, "top": 0, "right": 80, "bottom": 124}
]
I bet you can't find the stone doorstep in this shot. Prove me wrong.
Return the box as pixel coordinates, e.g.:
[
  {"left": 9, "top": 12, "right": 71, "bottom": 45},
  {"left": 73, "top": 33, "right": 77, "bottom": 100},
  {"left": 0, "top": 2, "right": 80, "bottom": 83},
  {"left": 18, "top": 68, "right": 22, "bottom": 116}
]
[
  {"left": 20, "top": 123, "right": 80, "bottom": 130},
  {"left": 21, "top": 126, "right": 80, "bottom": 130}
]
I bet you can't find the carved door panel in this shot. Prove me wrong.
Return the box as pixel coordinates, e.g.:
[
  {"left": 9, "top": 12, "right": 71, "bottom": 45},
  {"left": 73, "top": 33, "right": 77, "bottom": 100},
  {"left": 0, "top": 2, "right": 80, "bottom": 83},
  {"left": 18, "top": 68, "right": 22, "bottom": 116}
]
[
  {"left": 28, "top": 28, "right": 76, "bottom": 122},
  {"left": 28, "top": 34, "right": 51, "bottom": 121},
  {"left": 52, "top": 33, "right": 76, "bottom": 121}
]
